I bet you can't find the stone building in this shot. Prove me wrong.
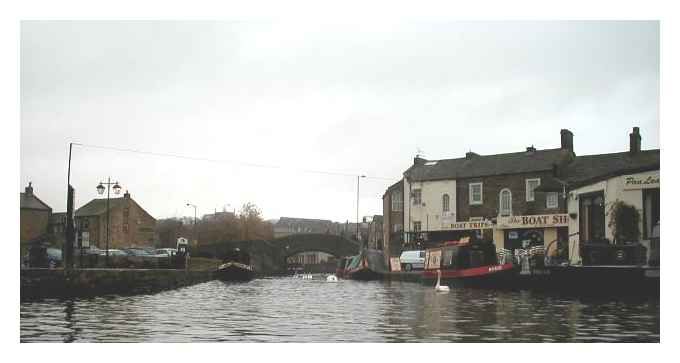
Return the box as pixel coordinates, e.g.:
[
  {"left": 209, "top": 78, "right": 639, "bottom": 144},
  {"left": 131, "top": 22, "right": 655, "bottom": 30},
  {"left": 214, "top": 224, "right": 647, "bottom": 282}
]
[
  {"left": 555, "top": 127, "right": 659, "bottom": 264},
  {"left": 382, "top": 180, "right": 404, "bottom": 258},
  {"left": 366, "top": 215, "right": 383, "bottom": 250},
  {"left": 382, "top": 126, "right": 659, "bottom": 264},
  {"left": 20, "top": 182, "right": 52, "bottom": 260},
  {"left": 75, "top": 191, "right": 156, "bottom": 249}
]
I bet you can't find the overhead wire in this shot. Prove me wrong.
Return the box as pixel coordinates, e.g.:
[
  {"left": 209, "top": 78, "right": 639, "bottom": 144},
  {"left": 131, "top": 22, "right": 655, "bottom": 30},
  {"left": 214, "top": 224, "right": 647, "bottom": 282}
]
[{"left": 72, "top": 142, "right": 397, "bottom": 182}]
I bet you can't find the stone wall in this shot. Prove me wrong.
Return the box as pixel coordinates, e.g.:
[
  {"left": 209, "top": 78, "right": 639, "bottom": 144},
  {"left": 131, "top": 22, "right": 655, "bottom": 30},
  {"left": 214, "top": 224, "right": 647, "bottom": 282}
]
[{"left": 21, "top": 268, "right": 214, "bottom": 300}]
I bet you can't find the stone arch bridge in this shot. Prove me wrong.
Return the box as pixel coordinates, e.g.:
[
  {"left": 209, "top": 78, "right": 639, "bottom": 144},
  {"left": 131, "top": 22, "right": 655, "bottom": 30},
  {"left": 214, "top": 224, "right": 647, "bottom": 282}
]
[{"left": 195, "top": 233, "right": 360, "bottom": 275}]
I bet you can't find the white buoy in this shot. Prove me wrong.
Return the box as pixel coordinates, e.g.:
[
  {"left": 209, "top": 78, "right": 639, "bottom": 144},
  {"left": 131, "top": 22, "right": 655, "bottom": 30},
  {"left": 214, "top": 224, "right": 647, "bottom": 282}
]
[
  {"left": 435, "top": 270, "right": 450, "bottom": 292},
  {"left": 326, "top": 274, "right": 338, "bottom": 282}
]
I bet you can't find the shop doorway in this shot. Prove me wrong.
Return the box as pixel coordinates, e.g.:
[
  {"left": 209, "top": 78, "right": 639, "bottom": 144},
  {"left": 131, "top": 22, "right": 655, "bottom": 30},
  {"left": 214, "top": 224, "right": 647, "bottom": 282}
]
[
  {"left": 504, "top": 229, "right": 544, "bottom": 251},
  {"left": 579, "top": 191, "right": 606, "bottom": 243}
]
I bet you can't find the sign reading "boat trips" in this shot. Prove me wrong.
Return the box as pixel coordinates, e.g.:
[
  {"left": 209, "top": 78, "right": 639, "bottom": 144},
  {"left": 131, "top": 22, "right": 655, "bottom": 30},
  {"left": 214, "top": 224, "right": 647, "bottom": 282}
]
[
  {"left": 449, "top": 221, "right": 494, "bottom": 230},
  {"left": 497, "top": 214, "right": 569, "bottom": 229},
  {"left": 623, "top": 172, "right": 660, "bottom": 190}
]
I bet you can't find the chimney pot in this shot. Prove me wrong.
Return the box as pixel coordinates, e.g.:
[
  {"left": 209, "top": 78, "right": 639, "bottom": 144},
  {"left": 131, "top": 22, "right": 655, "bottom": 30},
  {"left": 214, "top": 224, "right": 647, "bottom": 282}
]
[
  {"left": 124, "top": 190, "right": 131, "bottom": 199},
  {"left": 25, "top": 182, "right": 33, "bottom": 195}
]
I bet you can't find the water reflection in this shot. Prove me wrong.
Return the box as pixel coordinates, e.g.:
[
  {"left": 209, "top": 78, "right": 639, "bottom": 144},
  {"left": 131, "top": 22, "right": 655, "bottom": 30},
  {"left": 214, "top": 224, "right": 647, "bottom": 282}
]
[{"left": 20, "top": 277, "right": 659, "bottom": 342}]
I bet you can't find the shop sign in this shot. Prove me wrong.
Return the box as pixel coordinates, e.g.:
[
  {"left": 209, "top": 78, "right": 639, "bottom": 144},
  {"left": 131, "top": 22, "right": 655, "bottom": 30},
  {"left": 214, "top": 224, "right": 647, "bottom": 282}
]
[
  {"left": 389, "top": 257, "right": 402, "bottom": 272},
  {"left": 623, "top": 172, "right": 659, "bottom": 190},
  {"left": 425, "top": 249, "right": 442, "bottom": 270},
  {"left": 449, "top": 220, "right": 494, "bottom": 230},
  {"left": 497, "top": 214, "right": 569, "bottom": 229}
]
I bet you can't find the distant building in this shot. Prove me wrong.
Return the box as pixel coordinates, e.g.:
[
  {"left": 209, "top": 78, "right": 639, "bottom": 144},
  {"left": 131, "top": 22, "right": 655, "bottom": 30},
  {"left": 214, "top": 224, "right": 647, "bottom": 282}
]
[
  {"left": 75, "top": 191, "right": 156, "bottom": 249},
  {"left": 47, "top": 212, "right": 67, "bottom": 246},
  {"left": 19, "top": 182, "right": 52, "bottom": 260},
  {"left": 203, "top": 210, "right": 236, "bottom": 222},
  {"left": 273, "top": 217, "right": 338, "bottom": 239},
  {"left": 382, "top": 179, "right": 404, "bottom": 258},
  {"left": 367, "top": 215, "right": 383, "bottom": 250}
]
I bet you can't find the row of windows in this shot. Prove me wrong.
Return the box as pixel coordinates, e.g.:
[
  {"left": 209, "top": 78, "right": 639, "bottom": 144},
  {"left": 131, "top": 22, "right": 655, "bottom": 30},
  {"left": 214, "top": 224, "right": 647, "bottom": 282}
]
[
  {"left": 469, "top": 178, "right": 542, "bottom": 205},
  {"left": 402, "top": 178, "right": 558, "bottom": 215}
]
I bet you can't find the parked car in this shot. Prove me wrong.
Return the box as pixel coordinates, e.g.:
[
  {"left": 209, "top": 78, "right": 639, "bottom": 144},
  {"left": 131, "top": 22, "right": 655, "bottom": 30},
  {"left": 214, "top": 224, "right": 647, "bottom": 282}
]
[
  {"left": 155, "top": 248, "right": 176, "bottom": 257},
  {"left": 46, "top": 248, "right": 63, "bottom": 268},
  {"left": 399, "top": 250, "right": 426, "bottom": 271},
  {"left": 98, "top": 249, "right": 128, "bottom": 257},
  {"left": 123, "top": 248, "right": 155, "bottom": 257}
]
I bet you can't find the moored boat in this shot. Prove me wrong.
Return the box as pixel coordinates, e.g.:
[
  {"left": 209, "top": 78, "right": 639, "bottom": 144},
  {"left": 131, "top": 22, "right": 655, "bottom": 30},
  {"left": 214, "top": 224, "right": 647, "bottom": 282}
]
[
  {"left": 346, "top": 249, "right": 388, "bottom": 281},
  {"left": 215, "top": 248, "right": 255, "bottom": 282},
  {"left": 422, "top": 237, "right": 520, "bottom": 288}
]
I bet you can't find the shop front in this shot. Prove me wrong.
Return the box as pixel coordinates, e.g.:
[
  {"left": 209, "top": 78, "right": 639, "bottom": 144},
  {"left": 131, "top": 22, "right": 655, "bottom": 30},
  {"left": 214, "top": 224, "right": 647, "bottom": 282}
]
[
  {"left": 495, "top": 214, "right": 570, "bottom": 257},
  {"left": 567, "top": 169, "right": 659, "bottom": 265}
]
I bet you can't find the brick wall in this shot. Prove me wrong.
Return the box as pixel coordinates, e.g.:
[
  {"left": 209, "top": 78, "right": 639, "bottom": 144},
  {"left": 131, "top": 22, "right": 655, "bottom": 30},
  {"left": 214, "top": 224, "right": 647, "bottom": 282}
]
[
  {"left": 20, "top": 209, "right": 50, "bottom": 261},
  {"left": 455, "top": 170, "right": 566, "bottom": 221}
]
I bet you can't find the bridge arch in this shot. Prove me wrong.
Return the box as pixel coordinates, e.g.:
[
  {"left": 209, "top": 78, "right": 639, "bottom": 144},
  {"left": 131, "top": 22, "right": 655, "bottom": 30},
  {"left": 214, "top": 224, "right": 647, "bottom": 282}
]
[{"left": 274, "top": 233, "right": 360, "bottom": 259}]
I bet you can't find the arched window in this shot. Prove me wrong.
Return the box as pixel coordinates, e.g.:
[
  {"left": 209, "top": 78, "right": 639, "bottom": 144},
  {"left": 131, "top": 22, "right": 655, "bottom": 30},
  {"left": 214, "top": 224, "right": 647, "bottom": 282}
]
[
  {"left": 442, "top": 194, "right": 450, "bottom": 212},
  {"left": 499, "top": 188, "right": 512, "bottom": 216}
]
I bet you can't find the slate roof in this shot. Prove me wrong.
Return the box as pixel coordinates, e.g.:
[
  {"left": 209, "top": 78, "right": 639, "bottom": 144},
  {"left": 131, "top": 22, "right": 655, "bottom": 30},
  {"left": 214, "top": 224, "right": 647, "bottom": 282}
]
[
  {"left": 561, "top": 149, "right": 660, "bottom": 189},
  {"left": 20, "top": 192, "right": 51, "bottom": 211},
  {"left": 405, "top": 148, "right": 572, "bottom": 182},
  {"left": 75, "top": 197, "right": 127, "bottom": 216},
  {"left": 275, "top": 217, "right": 334, "bottom": 227}
]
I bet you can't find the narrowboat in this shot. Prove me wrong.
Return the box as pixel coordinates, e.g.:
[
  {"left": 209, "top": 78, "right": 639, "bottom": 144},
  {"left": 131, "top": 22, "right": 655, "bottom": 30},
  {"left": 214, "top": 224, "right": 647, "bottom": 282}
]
[
  {"left": 215, "top": 248, "right": 255, "bottom": 282},
  {"left": 346, "top": 249, "right": 388, "bottom": 281},
  {"left": 335, "top": 256, "right": 350, "bottom": 278},
  {"left": 422, "top": 238, "right": 520, "bottom": 288}
]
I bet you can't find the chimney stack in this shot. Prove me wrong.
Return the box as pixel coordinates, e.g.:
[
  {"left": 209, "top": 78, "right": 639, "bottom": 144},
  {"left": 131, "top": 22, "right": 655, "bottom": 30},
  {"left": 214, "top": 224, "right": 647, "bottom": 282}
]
[
  {"left": 25, "top": 181, "right": 33, "bottom": 195},
  {"left": 526, "top": 145, "right": 536, "bottom": 153},
  {"left": 560, "top": 129, "right": 574, "bottom": 153},
  {"left": 414, "top": 156, "right": 426, "bottom": 165},
  {"left": 465, "top": 151, "right": 478, "bottom": 159},
  {"left": 123, "top": 190, "right": 131, "bottom": 199},
  {"left": 629, "top": 127, "right": 641, "bottom": 154}
]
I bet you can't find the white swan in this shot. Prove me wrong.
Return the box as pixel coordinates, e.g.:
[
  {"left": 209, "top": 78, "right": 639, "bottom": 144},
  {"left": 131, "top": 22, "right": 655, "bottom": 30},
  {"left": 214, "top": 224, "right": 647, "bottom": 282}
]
[
  {"left": 435, "top": 270, "right": 450, "bottom": 292},
  {"left": 326, "top": 274, "right": 338, "bottom": 282}
]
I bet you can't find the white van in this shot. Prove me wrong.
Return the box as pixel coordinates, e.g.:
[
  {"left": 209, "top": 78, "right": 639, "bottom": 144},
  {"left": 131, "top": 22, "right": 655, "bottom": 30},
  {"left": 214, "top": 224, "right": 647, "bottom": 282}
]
[{"left": 399, "top": 250, "right": 426, "bottom": 271}]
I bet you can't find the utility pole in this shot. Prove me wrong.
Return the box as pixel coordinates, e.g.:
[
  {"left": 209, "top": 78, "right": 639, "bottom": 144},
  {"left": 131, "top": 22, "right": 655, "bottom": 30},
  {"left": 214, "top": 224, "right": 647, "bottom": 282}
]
[
  {"left": 65, "top": 143, "right": 75, "bottom": 271},
  {"left": 356, "top": 175, "right": 365, "bottom": 244}
]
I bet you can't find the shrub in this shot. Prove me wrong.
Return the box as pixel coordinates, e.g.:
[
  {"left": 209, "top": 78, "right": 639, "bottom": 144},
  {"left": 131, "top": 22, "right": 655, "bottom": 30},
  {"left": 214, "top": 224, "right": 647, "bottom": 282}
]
[{"left": 607, "top": 200, "right": 641, "bottom": 243}]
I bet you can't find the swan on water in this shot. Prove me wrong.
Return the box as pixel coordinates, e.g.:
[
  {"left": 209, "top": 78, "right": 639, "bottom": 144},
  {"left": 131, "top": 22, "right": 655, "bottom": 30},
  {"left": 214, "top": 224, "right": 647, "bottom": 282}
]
[
  {"left": 435, "top": 270, "right": 450, "bottom": 292},
  {"left": 326, "top": 274, "right": 338, "bottom": 282}
]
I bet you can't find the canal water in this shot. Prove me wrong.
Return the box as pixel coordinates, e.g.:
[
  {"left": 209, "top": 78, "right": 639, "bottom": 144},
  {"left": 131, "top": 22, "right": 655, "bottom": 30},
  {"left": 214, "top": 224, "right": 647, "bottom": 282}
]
[{"left": 20, "top": 277, "right": 659, "bottom": 342}]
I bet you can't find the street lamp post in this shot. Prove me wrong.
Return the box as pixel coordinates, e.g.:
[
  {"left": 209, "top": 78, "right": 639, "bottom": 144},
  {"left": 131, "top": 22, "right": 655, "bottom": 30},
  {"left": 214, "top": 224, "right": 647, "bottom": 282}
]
[
  {"left": 357, "top": 175, "right": 366, "bottom": 245},
  {"left": 96, "top": 178, "right": 122, "bottom": 267},
  {"left": 186, "top": 203, "right": 197, "bottom": 245}
]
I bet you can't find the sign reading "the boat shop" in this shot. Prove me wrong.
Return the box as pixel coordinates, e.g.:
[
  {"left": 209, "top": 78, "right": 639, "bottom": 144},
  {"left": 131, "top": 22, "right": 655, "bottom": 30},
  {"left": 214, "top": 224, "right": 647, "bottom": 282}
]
[{"left": 497, "top": 214, "right": 569, "bottom": 229}]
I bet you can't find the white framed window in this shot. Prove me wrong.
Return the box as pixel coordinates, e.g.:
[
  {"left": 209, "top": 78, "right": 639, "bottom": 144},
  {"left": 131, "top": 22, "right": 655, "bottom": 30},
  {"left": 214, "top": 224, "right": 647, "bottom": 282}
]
[
  {"left": 499, "top": 188, "right": 512, "bottom": 216},
  {"left": 525, "top": 178, "right": 541, "bottom": 202},
  {"left": 469, "top": 182, "right": 483, "bottom": 205},
  {"left": 442, "top": 194, "right": 450, "bottom": 212},
  {"left": 546, "top": 192, "right": 559, "bottom": 209},
  {"left": 412, "top": 189, "right": 422, "bottom": 205},
  {"left": 391, "top": 191, "right": 403, "bottom": 212}
]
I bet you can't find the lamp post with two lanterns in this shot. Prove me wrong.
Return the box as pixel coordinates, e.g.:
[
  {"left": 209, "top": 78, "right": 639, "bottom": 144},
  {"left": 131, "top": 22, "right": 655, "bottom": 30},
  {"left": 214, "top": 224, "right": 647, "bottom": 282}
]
[{"left": 96, "top": 178, "right": 122, "bottom": 267}]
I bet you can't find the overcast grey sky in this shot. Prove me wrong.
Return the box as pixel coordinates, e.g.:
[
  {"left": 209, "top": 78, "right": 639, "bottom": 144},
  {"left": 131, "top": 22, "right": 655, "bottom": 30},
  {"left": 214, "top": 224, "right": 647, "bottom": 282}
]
[{"left": 20, "top": 21, "right": 659, "bottom": 222}]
